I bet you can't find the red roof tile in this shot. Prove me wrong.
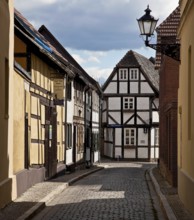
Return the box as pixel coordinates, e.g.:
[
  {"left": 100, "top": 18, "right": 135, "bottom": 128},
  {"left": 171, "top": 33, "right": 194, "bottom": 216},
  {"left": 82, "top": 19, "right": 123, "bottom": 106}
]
[{"left": 155, "top": 6, "right": 180, "bottom": 69}]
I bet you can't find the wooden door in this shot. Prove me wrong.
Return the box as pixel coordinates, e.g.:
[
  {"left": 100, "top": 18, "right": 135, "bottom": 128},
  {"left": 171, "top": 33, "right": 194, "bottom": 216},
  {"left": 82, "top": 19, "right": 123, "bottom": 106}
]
[{"left": 45, "top": 106, "right": 57, "bottom": 179}]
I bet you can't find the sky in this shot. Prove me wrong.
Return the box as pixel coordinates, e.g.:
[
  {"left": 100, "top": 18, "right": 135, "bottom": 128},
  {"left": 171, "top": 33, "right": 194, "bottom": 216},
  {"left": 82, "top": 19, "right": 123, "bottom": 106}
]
[{"left": 14, "top": 0, "right": 179, "bottom": 84}]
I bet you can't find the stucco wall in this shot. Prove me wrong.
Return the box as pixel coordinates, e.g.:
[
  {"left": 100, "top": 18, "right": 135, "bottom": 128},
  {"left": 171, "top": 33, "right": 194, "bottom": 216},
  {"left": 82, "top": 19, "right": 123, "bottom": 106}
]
[
  {"left": 178, "top": 0, "right": 194, "bottom": 217},
  {"left": 13, "top": 71, "right": 25, "bottom": 174},
  {"left": 0, "top": 0, "right": 14, "bottom": 208},
  {"left": 178, "top": 0, "right": 194, "bottom": 180}
]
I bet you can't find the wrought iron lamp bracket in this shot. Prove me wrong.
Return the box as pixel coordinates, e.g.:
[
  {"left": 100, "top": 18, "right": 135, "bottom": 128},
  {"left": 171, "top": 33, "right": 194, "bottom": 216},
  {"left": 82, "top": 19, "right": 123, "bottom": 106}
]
[{"left": 146, "top": 41, "right": 180, "bottom": 61}]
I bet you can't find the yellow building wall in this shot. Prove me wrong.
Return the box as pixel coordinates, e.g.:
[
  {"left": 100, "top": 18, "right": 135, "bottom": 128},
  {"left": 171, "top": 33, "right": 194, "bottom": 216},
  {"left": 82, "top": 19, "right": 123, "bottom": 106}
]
[
  {"left": 0, "top": 0, "right": 10, "bottom": 184},
  {"left": 31, "top": 54, "right": 53, "bottom": 95},
  {"left": 13, "top": 71, "right": 25, "bottom": 174},
  {"left": 30, "top": 54, "right": 51, "bottom": 165},
  {"left": 178, "top": 0, "right": 194, "bottom": 217},
  {"left": 30, "top": 54, "right": 65, "bottom": 166},
  {"left": 30, "top": 95, "right": 45, "bottom": 165},
  {"left": 0, "top": 0, "right": 14, "bottom": 208}
]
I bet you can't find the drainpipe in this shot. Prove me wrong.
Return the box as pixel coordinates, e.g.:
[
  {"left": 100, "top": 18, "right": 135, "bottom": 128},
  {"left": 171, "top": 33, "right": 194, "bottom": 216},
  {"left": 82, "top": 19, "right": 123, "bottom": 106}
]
[
  {"left": 64, "top": 74, "right": 68, "bottom": 166},
  {"left": 99, "top": 93, "right": 103, "bottom": 163}
]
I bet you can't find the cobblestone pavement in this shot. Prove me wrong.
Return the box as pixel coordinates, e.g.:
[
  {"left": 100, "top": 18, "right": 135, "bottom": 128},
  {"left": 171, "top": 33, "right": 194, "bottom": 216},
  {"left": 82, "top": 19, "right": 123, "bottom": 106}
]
[
  {"left": 152, "top": 167, "right": 193, "bottom": 220},
  {"left": 32, "top": 162, "right": 166, "bottom": 220},
  {"left": 0, "top": 166, "right": 103, "bottom": 220}
]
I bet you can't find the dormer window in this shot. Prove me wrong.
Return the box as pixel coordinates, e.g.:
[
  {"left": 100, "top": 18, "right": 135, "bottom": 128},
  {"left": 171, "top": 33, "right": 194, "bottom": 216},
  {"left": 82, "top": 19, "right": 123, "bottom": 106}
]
[
  {"left": 130, "top": 68, "right": 139, "bottom": 80},
  {"left": 119, "top": 68, "right": 128, "bottom": 80}
]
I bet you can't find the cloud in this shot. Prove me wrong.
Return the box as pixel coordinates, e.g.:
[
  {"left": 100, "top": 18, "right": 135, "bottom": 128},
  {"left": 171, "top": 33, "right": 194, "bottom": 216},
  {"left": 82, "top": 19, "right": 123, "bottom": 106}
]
[
  {"left": 14, "top": 0, "right": 178, "bottom": 82},
  {"left": 15, "top": 0, "right": 57, "bottom": 10},
  {"left": 83, "top": 51, "right": 106, "bottom": 58},
  {"left": 88, "top": 56, "right": 100, "bottom": 63},
  {"left": 15, "top": 0, "right": 178, "bottom": 51},
  {"left": 85, "top": 67, "right": 113, "bottom": 84},
  {"left": 69, "top": 49, "right": 107, "bottom": 65},
  {"left": 134, "top": 47, "right": 155, "bottom": 59},
  {"left": 71, "top": 54, "right": 86, "bottom": 65}
]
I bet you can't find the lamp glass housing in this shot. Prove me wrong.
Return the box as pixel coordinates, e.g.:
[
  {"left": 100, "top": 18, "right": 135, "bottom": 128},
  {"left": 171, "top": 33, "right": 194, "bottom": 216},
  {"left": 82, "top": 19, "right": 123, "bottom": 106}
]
[{"left": 137, "top": 6, "right": 158, "bottom": 37}]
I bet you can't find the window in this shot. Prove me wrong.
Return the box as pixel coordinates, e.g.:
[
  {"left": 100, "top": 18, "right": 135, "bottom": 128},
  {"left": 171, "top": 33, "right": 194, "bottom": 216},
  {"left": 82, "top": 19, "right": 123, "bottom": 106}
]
[
  {"left": 119, "top": 69, "right": 128, "bottom": 80},
  {"left": 155, "top": 128, "right": 159, "bottom": 146},
  {"left": 92, "top": 132, "right": 99, "bottom": 151},
  {"left": 125, "top": 128, "right": 136, "bottom": 145},
  {"left": 74, "top": 82, "right": 83, "bottom": 104},
  {"left": 66, "top": 124, "right": 72, "bottom": 149},
  {"left": 125, "top": 129, "right": 130, "bottom": 145},
  {"left": 123, "top": 97, "right": 134, "bottom": 110},
  {"left": 130, "top": 69, "right": 139, "bottom": 80},
  {"left": 86, "top": 92, "right": 92, "bottom": 106},
  {"left": 77, "top": 125, "right": 84, "bottom": 152},
  {"left": 67, "top": 79, "right": 72, "bottom": 101}
]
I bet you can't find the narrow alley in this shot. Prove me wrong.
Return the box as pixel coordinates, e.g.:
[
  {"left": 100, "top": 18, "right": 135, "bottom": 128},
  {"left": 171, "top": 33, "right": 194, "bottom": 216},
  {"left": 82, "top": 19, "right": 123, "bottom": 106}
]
[
  {"left": 32, "top": 161, "right": 165, "bottom": 220},
  {"left": 2, "top": 1, "right": 194, "bottom": 219}
]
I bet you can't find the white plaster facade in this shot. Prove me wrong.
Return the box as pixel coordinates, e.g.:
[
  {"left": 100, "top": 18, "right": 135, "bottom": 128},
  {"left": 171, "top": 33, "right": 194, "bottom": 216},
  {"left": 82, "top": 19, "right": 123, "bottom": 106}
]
[{"left": 102, "top": 50, "right": 159, "bottom": 160}]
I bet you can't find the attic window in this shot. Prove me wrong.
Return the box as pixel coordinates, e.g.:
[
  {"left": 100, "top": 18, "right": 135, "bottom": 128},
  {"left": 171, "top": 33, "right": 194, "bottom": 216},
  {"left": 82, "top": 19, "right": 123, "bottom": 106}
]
[
  {"left": 130, "top": 69, "right": 139, "bottom": 80},
  {"left": 119, "top": 69, "right": 128, "bottom": 80}
]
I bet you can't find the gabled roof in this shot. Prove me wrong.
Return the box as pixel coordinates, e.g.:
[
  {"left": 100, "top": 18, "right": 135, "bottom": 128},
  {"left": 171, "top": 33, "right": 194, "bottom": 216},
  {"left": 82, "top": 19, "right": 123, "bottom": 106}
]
[
  {"left": 39, "top": 25, "right": 84, "bottom": 75},
  {"left": 102, "top": 50, "right": 159, "bottom": 92},
  {"left": 39, "top": 25, "right": 102, "bottom": 93},
  {"left": 156, "top": 6, "right": 180, "bottom": 36},
  {"left": 14, "top": 8, "right": 102, "bottom": 95},
  {"left": 116, "top": 50, "right": 140, "bottom": 67},
  {"left": 155, "top": 7, "right": 180, "bottom": 69},
  {"left": 14, "top": 9, "right": 74, "bottom": 77}
]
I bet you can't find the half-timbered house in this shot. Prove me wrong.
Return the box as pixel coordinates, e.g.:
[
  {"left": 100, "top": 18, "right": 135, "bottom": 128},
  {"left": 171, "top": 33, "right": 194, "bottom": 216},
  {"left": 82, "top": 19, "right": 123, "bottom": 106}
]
[
  {"left": 13, "top": 9, "right": 75, "bottom": 196},
  {"left": 84, "top": 80, "right": 102, "bottom": 166},
  {"left": 102, "top": 50, "right": 159, "bottom": 160},
  {"left": 39, "top": 25, "right": 102, "bottom": 168}
]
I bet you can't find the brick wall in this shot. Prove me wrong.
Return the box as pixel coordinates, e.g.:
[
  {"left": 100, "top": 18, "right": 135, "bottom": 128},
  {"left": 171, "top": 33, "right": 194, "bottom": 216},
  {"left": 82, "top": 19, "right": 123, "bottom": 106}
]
[{"left": 159, "top": 56, "right": 179, "bottom": 187}]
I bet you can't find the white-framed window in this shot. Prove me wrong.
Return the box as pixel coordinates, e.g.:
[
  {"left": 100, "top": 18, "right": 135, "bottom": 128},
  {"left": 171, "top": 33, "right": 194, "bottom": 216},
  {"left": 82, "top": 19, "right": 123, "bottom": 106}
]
[
  {"left": 119, "top": 68, "right": 128, "bottom": 80},
  {"left": 130, "top": 68, "right": 139, "bottom": 80},
  {"left": 123, "top": 97, "right": 134, "bottom": 110},
  {"left": 155, "top": 128, "right": 159, "bottom": 146},
  {"left": 125, "top": 128, "right": 136, "bottom": 145}
]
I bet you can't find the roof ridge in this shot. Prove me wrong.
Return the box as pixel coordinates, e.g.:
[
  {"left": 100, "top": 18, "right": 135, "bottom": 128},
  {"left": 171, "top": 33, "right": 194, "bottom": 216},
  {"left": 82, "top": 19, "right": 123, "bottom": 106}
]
[
  {"left": 39, "top": 25, "right": 101, "bottom": 89},
  {"left": 117, "top": 50, "right": 140, "bottom": 67}
]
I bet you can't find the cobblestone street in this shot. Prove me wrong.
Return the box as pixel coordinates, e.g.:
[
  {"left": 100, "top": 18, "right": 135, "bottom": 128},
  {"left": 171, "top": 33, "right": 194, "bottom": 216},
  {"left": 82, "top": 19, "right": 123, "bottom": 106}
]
[{"left": 32, "top": 162, "right": 166, "bottom": 220}]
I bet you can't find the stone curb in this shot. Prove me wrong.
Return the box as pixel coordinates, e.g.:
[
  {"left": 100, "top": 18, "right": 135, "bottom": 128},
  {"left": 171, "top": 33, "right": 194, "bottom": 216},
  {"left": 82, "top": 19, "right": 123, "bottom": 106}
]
[
  {"left": 149, "top": 167, "right": 177, "bottom": 220},
  {"left": 16, "top": 166, "right": 104, "bottom": 220}
]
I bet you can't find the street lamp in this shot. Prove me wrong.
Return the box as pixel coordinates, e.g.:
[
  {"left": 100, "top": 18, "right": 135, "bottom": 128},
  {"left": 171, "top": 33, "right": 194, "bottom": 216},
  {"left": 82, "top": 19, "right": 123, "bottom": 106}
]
[
  {"left": 137, "top": 5, "right": 180, "bottom": 61},
  {"left": 137, "top": 5, "right": 158, "bottom": 46}
]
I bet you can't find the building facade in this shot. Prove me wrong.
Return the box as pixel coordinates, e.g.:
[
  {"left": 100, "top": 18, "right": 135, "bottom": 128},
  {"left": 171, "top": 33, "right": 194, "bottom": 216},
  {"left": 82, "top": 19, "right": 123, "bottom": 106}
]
[
  {"left": 0, "top": 0, "right": 14, "bottom": 208},
  {"left": 178, "top": 0, "right": 194, "bottom": 217},
  {"left": 155, "top": 7, "right": 180, "bottom": 187},
  {"left": 13, "top": 9, "right": 71, "bottom": 198},
  {"left": 102, "top": 50, "right": 159, "bottom": 160},
  {"left": 39, "top": 25, "right": 102, "bottom": 168},
  {"left": 0, "top": 2, "right": 102, "bottom": 208}
]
